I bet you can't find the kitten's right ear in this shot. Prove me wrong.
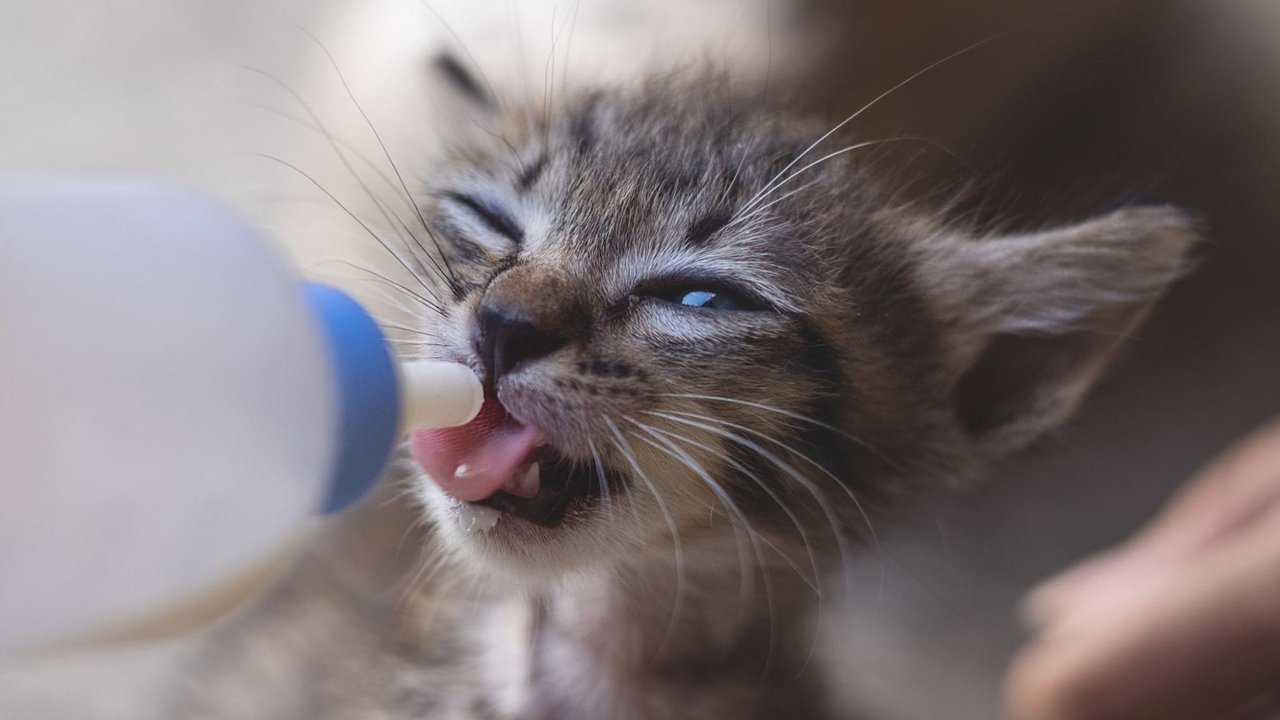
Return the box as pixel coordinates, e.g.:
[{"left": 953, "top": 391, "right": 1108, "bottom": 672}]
[
  {"left": 431, "top": 51, "right": 495, "bottom": 109},
  {"left": 917, "top": 206, "right": 1200, "bottom": 456}
]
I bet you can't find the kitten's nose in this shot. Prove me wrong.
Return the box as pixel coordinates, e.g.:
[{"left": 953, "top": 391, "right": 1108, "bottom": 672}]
[{"left": 474, "top": 267, "right": 586, "bottom": 387}]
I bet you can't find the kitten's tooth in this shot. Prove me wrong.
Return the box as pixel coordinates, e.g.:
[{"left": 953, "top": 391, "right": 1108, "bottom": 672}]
[
  {"left": 457, "top": 502, "right": 500, "bottom": 534},
  {"left": 524, "top": 463, "right": 541, "bottom": 497},
  {"left": 454, "top": 463, "right": 472, "bottom": 480},
  {"left": 505, "top": 463, "right": 541, "bottom": 499}
]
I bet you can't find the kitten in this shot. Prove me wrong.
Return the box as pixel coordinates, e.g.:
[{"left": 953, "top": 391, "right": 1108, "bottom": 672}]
[{"left": 176, "top": 37, "right": 1197, "bottom": 720}]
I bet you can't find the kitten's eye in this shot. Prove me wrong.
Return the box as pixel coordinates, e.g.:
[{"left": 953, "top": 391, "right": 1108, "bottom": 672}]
[
  {"left": 677, "top": 289, "right": 745, "bottom": 310},
  {"left": 637, "top": 281, "right": 763, "bottom": 312}
]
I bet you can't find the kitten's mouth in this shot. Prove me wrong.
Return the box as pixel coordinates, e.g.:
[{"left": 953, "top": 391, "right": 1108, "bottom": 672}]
[{"left": 408, "top": 393, "right": 597, "bottom": 528}]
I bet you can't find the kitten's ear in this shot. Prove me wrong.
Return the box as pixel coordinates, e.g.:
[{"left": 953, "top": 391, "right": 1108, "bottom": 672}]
[
  {"left": 430, "top": 51, "right": 496, "bottom": 110},
  {"left": 920, "top": 207, "right": 1199, "bottom": 455}
]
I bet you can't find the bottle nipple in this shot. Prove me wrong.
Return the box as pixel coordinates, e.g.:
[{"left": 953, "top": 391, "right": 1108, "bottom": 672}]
[{"left": 399, "top": 360, "right": 484, "bottom": 430}]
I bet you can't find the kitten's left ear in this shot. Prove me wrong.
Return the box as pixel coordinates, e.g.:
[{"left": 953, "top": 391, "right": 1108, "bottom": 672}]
[
  {"left": 431, "top": 51, "right": 496, "bottom": 110},
  {"left": 918, "top": 206, "right": 1200, "bottom": 456}
]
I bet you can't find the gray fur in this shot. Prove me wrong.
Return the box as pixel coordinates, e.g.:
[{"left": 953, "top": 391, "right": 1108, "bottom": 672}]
[{"left": 175, "top": 75, "right": 1196, "bottom": 719}]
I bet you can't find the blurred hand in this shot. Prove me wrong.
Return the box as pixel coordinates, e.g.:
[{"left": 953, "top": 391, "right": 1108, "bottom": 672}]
[{"left": 1005, "top": 420, "right": 1280, "bottom": 720}]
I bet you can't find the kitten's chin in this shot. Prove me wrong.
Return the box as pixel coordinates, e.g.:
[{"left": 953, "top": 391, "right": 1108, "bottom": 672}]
[{"left": 417, "top": 481, "right": 620, "bottom": 582}]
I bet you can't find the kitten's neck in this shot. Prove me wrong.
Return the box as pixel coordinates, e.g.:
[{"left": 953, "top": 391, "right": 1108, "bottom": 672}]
[{"left": 482, "top": 543, "right": 829, "bottom": 720}]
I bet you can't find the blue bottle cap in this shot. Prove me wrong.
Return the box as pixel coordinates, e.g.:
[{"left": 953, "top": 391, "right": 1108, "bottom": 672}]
[{"left": 303, "top": 283, "right": 399, "bottom": 513}]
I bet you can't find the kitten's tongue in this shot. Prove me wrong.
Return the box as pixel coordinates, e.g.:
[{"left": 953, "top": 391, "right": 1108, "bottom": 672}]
[{"left": 408, "top": 397, "right": 542, "bottom": 502}]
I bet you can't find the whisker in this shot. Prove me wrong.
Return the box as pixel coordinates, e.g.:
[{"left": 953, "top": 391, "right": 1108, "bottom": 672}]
[
  {"left": 307, "top": 263, "right": 419, "bottom": 318},
  {"left": 627, "top": 417, "right": 779, "bottom": 675},
  {"left": 657, "top": 408, "right": 891, "bottom": 659},
  {"left": 236, "top": 66, "right": 451, "bottom": 300},
  {"left": 232, "top": 99, "right": 410, "bottom": 202},
  {"left": 308, "top": 257, "right": 444, "bottom": 315},
  {"left": 642, "top": 423, "right": 821, "bottom": 596},
  {"left": 656, "top": 392, "right": 905, "bottom": 475},
  {"left": 371, "top": 321, "right": 437, "bottom": 338},
  {"left": 645, "top": 408, "right": 868, "bottom": 675},
  {"left": 661, "top": 408, "right": 878, "bottom": 545},
  {"left": 586, "top": 436, "right": 614, "bottom": 516},
  {"left": 645, "top": 409, "right": 866, "bottom": 597},
  {"left": 734, "top": 136, "right": 966, "bottom": 221},
  {"left": 723, "top": 178, "right": 821, "bottom": 232},
  {"left": 249, "top": 154, "right": 448, "bottom": 315},
  {"left": 298, "top": 28, "right": 462, "bottom": 291},
  {"left": 602, "top": 416, "right": 685, "bottom": 661},
  {"left": 367, "top": 191, "right": 459, "bottom": 294},
  {"left": 557, "top": 0, "right": 582, "bottom": 118},
  {"left": 737, "top": 34, "right": 999, "bottom": 217}
]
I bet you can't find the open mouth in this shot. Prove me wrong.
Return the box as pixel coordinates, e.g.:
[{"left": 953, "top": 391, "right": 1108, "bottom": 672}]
[{"left": 408, "top": 392, "right": 603, "bottom": 528}]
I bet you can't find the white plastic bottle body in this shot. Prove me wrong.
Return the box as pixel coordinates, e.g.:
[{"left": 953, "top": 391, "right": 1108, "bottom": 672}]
[{"left": 0, "top": 180, "right": 337, "bottom": 650}]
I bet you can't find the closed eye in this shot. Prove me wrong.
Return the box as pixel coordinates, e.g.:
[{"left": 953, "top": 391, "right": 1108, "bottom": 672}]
[
  {"left": 442, "top": 192, "right": 524, "bottom": 245},
  {"left": 633, "top": 278, "right": 768, "bottom": 312}
]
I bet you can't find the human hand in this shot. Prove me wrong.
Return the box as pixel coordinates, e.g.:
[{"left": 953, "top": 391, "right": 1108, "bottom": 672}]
[{"left": 1006, "top": 419, "right": 1280, "bottom": 720}]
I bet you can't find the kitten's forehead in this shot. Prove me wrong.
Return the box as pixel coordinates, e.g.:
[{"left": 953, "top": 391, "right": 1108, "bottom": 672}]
[{"left": 481, "top": 88, "right": 828, "bottom": 310}]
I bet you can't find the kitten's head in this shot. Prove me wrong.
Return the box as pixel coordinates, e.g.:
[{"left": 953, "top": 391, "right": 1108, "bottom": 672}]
[{"left": 399, "top": 74, "right": 1195, "bottom": 582}]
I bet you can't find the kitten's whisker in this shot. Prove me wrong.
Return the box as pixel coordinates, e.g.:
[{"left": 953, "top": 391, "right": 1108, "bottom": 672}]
[
  {"left": 464, "top": 114, "right": 527, "bottom": 172},
  {"left": 630, "top": 422, "right": 756, "bottom": 615},
  {"left": 368, "top": 192, "right": 457, "bottom": 298},
  {"left": 371, "top": 321, "right": 436, "bottom": 338},
  {"left": 237, "top": 67, "right": 452, "bottom": 298},
  {"left": 233, "top": 100, "right": 410, "bottom": 203},
  {"left": 718, "top": 146, "right": 753, "bottom": 207},
  {"left": 393, "top": 464, "right": 455, "bottom": 605},
  {"left": 309, "top": 261, "right": 423, "bottom": 318},
  {"left": 324, "top": 276, "right": 419, "bottom": 319},
  {"left": 396, "top": 535, "right": 451, "bottom": 614},
  {"left": 622, "top": 415, "right": 773, "bottom": 666},
  {"left": 642, "top": 424, "right": 821, "bottom": 596},
  {"left": 557, "top": 0, "right": 582, "bottom": 122},
  {"left": 308, "top": 258, "right": 444, "bottom": 316},
  {"left": 656, "top": 392, "right": 905, "bottom": 475},
  {"left": 655, "top": 409, "right": 875, "bottom": 627},
  {"left": 723, "top": 178, "right": 820, "bottom": 232},
  {"left": 505, "top": 0, "right": 538, "bottom": 140},
  {"left": 646, "top": 419, "right": 824, "bottom": 670},
  {"left": 586, "top": 436, "right": 615, "bottom": 516},
  {"left": 248, "top": 154, "right": 448, "bottom": 315},
  {"left": 735, "top": 136, "right": 962, "bottom": 220},
  {"left": 603, "top": 417, "right": 685, "bottom": 662},
  {"left": 299, "top": 28, "right": 462, "bottom": 291},
  {"left": 628, "top": 418, "right": 779, "bottom": 676},
  {"left": 738, "top": 34, "right": 998, "bottom": 216},
  {"left": 646, "top": 410, "right": 862, "bottom": 599},
  {"left": 541, "top": 4, "right": 572, "bottom": 150},
  {"left": 462, "top": 540, "right": 495, "bottom": 621},
  {"left": 400, "top": 545, "right": 444, "bottom": 604},
  {"left": 386, "top": 340, "right": 451, "bottom": 350},
  {"left": 662, "top": 409, "right": 878, "bottom": 546},
  {"left": 647, "top": 411, "right": 856, "bottom": 674}
]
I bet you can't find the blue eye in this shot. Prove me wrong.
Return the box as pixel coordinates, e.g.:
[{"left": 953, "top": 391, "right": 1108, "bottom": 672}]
[
  {"left": 633, "top": 278, "right": 764, "bottom": 312},
  {"left": 666, "top": 287, "right": 756, "bottom": 311},
  {"left": 679, "top": 290, "right": 718, "bottom": 307}
]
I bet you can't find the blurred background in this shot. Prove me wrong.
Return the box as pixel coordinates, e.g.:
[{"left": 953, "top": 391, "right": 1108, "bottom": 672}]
[{"left": 2, "top": 0, "right": 1278, "bottom": 717}]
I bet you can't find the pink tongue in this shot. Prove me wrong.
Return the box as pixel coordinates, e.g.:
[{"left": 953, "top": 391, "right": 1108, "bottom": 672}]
[{"left": 409, "top": 398, "right": 542, "bottom": 502}]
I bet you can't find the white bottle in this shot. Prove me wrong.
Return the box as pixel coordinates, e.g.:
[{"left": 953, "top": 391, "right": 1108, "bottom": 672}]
[{"left": 0, "top": 179, "right": 479, "bottom": 652}]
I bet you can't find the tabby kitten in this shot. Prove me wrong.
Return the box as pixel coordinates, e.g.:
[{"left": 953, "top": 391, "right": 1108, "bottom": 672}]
[{"left": 179, "top": 67, "right": 1194, "bottom": 720}]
